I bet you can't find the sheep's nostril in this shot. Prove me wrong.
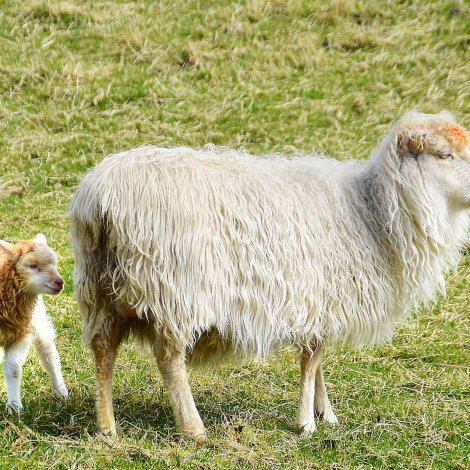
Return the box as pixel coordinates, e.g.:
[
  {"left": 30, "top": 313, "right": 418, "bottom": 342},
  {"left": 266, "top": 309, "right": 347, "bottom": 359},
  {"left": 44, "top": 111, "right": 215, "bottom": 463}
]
[{"left": 54, "top": 279, "right": 64, "bottom": 289}]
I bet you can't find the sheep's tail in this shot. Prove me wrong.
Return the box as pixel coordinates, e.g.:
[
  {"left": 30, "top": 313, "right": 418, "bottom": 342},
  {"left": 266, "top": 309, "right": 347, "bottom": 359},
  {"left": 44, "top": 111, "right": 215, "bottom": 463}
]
[
  {"left": 70, "top": 216, "right": 102, "bottom": 305},
  {"left": 70, "top": 188, "right": 111, "bottom": 345}
]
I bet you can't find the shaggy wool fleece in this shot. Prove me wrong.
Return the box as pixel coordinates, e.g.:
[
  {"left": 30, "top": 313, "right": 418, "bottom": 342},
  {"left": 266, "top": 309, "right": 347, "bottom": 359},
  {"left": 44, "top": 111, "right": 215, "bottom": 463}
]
[{"left": 70, "top": 110, "right": 470, "bottom": 359}]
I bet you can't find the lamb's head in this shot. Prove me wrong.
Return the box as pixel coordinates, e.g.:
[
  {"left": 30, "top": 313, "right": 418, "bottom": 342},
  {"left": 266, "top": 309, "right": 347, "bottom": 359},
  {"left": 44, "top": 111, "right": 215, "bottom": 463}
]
[
  {"left": 0, "top": 234, "right": 64, "bottom": 295},
  {"left": 395, "top": 110, "right": 470, "bottom": 209}
]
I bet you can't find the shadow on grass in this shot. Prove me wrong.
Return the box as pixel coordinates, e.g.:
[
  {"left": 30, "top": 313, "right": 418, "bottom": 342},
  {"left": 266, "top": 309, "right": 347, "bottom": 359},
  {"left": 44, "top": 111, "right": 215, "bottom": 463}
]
[
  {"left": 0, "top": 393, "right": 96, "bottom": 439},
  {"left": 0, "top": 378, "right": 298, "bottom": 441}
]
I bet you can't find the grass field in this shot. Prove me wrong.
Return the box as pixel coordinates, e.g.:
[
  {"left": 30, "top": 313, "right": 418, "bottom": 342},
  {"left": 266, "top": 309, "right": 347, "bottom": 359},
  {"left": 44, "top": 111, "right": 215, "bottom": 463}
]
[{"left": 0, "top": 0, "right": 469, "bottom": 468}]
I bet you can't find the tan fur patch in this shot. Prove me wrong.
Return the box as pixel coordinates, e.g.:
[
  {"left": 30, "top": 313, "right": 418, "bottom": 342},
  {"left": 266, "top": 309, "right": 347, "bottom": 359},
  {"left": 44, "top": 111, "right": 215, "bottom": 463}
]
[
  {"left": 15, "top": 241, "right": 35, "bottom": 255},
  {"left": 442, "top": 125, "right": 469, "bottom": 151},
  {"left": 0, "top": 254, "right": 36, "bottom": 346}
]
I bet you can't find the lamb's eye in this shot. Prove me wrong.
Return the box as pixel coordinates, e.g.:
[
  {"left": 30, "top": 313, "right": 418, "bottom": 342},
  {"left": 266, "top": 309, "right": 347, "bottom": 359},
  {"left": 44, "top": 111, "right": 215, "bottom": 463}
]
[{"left": 28, "top": 264, "right": 38, "bottom": 269}]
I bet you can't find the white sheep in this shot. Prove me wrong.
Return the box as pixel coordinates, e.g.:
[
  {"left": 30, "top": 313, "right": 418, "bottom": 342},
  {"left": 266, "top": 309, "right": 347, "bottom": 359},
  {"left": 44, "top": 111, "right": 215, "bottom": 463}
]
[
  {"left": 0, "top": 234, "right": 68, "bottom": 412},
  {"left": 70, "top": 110, "right": 470, "bottom": 438}
]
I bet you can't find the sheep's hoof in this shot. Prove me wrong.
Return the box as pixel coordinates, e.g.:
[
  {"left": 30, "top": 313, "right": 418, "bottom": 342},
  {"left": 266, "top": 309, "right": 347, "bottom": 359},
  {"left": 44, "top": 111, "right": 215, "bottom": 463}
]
[
  {"left": 96, "top": 429, "right": 118, "bottom": 447},
  {"left": 6, "top": 401, "right": 23, "bottom": 415},
  {"left": 97, "top": 430, "right": 118, "bottom": 447},
  {"left": 177, "top": 429, "right": 206, "bottom": 444},
  {"left": 54, "top": 384, "right": 69, "bottom": 400},
  {"left": 100, "top": 428, "right": 117, "bottom": 438},
  {"left": 299, "top": 421, "right": 316, "bottom": 436},
  {"left": 194, "top": 432, "right": 207, "bottom": 445},
  {"left": 98, "top": 425, "right": 117, "bottom": 439}
]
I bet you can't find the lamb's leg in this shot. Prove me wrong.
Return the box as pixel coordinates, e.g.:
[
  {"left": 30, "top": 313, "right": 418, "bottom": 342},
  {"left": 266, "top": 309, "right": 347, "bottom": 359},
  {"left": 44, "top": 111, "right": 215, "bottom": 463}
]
[
  {"left": 32, "top": 297, "right": 68, "bottom": 399},
  {"left": 296, "top": 344, "right": 323, "bottom": 435},
  {"left": 154, "top": 336, "right": 205, "bottom": 440},
  {"left": 314, "top": 361, "right": 338, "bottom": 425},
  {"left": 4, "top": 334, "right": 34, "bottom": 413},
  {"left": 89, "top": 316, "right": 126, "bottom": 436}
]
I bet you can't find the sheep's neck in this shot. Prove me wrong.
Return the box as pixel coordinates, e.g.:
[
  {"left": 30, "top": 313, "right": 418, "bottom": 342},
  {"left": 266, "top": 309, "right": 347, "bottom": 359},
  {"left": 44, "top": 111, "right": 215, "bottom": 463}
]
[
  {"left": 0, "top": 261, "right": 36, "bottom": 345},
  {"left": 357, "top": 167, "right": 458, "bottom": 312}
]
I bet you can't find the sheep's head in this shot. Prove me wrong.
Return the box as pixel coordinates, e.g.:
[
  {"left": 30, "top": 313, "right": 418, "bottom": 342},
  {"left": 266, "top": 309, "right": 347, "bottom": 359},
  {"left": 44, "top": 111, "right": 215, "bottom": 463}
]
[
  {"left": 396, "top": 110, "right": 470, "bottom": 209},
  {"left": 0, "top": 234, "right": 64, "bottom": 295}
]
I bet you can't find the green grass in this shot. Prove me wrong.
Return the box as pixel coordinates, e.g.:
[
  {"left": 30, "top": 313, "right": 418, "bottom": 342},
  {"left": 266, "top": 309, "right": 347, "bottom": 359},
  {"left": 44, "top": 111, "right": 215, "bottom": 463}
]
[{"left": 0, "top": 0, "right": 469, "bottom": 467}]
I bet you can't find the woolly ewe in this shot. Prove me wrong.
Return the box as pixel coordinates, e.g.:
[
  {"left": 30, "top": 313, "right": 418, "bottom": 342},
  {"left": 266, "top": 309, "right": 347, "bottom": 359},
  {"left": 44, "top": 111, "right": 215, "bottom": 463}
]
[
  {"left": 70, "top": 110, "right": 470, "bottom": 438},
  {"left": 0, "top": 234, "right": 68, "bottom": 412}
]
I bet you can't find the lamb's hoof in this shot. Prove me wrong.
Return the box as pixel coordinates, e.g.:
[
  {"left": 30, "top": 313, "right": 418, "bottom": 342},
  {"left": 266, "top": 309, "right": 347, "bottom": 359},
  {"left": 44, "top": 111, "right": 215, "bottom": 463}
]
[
  {"left": 316, "top": 408, "right": 339, "bottom": 425},
  {"left": 323, "top": 411, "right": 338, "bottom": 425},
  {"left": 54, "top": 384, "right": 69, "bottom": 400},
  {"left": 6, "top": 401, "right": 23, "bottom": 415},
  {"left": 299, "top": 421, "right": 316, "bottom": 436}
]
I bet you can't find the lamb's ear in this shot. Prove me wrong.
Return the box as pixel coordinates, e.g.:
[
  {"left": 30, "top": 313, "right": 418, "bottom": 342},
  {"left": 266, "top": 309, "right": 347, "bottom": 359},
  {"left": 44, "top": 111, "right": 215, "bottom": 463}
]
[
  {"left": 396, "top": 129, "right": 428, "bottom": 158},
  {"left": 0, "top": 239, "right": 14, "bottom": 256},
  {"left": 34, "top": 233, "right": 48, "bottom": 245}
]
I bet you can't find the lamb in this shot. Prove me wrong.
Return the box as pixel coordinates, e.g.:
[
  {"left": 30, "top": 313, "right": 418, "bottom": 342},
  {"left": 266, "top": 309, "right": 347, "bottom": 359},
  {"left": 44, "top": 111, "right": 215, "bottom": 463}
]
[
  {"left": 0, "top": 234, "right": 68, "bottom": 412},
  {"left": 70, "top": 110, "right": 470, "bottom": 438}
]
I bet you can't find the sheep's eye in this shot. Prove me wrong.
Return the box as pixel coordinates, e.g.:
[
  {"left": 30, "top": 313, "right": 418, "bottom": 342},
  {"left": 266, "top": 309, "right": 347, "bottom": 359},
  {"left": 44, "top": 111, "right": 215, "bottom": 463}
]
[
  {"left": 28, "top": 264, "right": 38, "bottom": 269},
  {"left": 438, "top": 152, "right": 453, "bottom": 159}
]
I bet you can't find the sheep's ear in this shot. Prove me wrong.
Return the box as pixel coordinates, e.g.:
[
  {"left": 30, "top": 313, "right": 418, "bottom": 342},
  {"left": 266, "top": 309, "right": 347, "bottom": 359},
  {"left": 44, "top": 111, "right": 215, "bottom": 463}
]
[
  {"left": 396, "top": 129, "right": 428, "bottom": 158},
  {"left": 0, "top": 239, "right": 14, "bottom": 256},
  {"left": 34, "top": 233, "right": 48, "bottom": 245},
  {"left": 437, "top": 110, "right": 456, "bottom": 122}
]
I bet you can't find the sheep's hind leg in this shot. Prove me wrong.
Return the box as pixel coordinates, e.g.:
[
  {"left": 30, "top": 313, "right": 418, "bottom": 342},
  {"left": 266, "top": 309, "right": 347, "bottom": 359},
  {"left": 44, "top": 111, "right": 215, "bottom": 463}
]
[
  {"left": 296, "top": 344, "right": 323, "bottom": 435},
  {"left": 154, "top": 336, "right": 205, "bottom": 440},
  {"left": 4, "top": 334, "right": 34, "bottom": 413},
  {"left": 32, "top": 297, "right": 68, "bottom": 400},
  {"left": 314, "top": 361, "right": 338, "bottom": 425},
  {"left": 89, "top": 315, "right": 126, "bottom": 436}
]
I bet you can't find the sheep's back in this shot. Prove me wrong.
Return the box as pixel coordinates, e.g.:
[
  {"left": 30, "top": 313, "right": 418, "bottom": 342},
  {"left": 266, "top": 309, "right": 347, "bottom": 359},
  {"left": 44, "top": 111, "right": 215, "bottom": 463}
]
[{"left": 71, "top": 146, "right": 391, "bottom": 355}]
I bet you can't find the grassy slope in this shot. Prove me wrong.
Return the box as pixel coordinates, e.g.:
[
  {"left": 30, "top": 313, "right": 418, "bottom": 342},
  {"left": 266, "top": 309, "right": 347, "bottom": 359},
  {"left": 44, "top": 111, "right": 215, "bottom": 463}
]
[{"left": 0, "top": 0, "right": 469, "bottom": 467}]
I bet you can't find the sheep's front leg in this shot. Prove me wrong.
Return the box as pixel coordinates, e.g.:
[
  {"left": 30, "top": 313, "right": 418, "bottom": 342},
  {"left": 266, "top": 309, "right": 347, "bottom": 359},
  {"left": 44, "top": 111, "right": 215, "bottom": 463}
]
[
  {"left": 154, "top": 337, "right": 205, "bottom": 440},
  {"left": 90, "top": 318, "right": 125, "bottom": 436},
  {"left": 314, "top": 361, "right": 338, "bottom": 425},
  {"left": 4, "top": 334, "right": 34, "bottom": 413},
  {"left": 296, "top": 344, "right": 323, "bottom": 435},
  {"left": 32, "top": 298, "right": 68, "bottom": 399}
]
